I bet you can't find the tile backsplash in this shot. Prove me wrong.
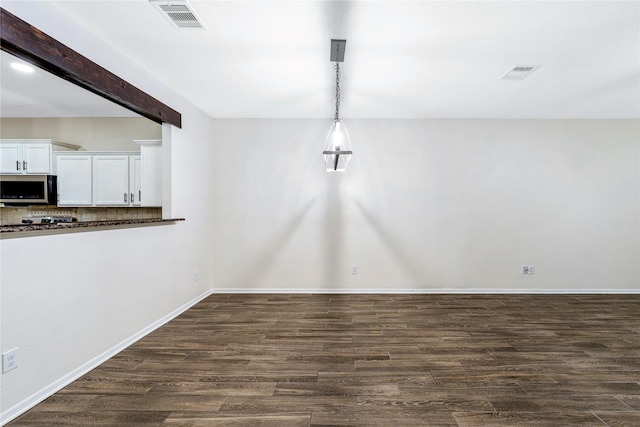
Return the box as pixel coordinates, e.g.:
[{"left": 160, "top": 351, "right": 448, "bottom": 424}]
[{"left": 0, "top": 206, "right": 162, "bottom": 226}]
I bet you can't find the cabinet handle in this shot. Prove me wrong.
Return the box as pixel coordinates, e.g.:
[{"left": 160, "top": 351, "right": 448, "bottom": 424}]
[
  {"left": 139, "top": 190, "right": 141, "bottom": 201},
  {"left": 131, "top": 193, "right": 134, "bottom": 203},
  {"left": 23, "top": 161, "right": 27, "bottom": 171},
  {"left": 124, "top": 193, "right": 127, "bottom": 203},
  {"left": 16, "top": 160, "right": 20, "bottom": 171}
]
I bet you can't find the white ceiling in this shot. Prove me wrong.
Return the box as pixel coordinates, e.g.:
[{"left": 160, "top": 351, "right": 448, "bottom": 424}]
[
  {"left": 0, "top": 50, "right": 140, "bottom": 118},
  {"left": 5, "top": 1, "right": 640, "bottom": 119}
]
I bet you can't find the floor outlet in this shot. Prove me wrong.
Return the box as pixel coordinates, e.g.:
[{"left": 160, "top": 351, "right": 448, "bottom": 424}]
[{"left": 2, "top": 348, "right": 19, "bottom": 373}]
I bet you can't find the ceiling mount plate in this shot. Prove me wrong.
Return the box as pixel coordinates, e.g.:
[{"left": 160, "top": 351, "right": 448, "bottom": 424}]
[{"left": 330, "top": 39, "right": 347, "bottom": 62}]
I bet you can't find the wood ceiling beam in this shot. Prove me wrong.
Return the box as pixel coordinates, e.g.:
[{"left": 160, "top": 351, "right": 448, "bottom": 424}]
[{"left": 0, "top": 8, "right": 182, "bottom": 128}]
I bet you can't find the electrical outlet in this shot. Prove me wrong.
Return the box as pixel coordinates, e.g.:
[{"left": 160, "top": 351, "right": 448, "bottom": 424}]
[
  {"left": 3, "top": 348, "right": 19, "bottom": 373},
  {"left": 194, "top": 270, "right": 200, "bottom": 282},
  {"left": 352, "top": 265, "right": 359, "bottom": 275},
  {"left": 522, "top": 265, "right": 535, "bottom": 275}
]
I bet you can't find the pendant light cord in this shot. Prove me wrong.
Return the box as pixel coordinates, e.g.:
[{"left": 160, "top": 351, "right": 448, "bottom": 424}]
[{"left": 334, "top": 63, "right": 341, "bottom": 121}]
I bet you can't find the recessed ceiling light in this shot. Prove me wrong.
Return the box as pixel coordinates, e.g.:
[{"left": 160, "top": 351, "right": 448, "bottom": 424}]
[
  {"left": 500, "top": 65, "right": 540, "bottom": 80},
  {"left": 11, "top": 62, "right": 35, "bottom": 74}
]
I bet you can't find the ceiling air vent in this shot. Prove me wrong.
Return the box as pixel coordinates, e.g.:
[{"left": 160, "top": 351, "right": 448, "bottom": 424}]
[
  {"left": 500, "top": 65, "right": 540, "bottom": 80},
  {"left": 150, "top": 0, "right": 206, "bottom": 29}
]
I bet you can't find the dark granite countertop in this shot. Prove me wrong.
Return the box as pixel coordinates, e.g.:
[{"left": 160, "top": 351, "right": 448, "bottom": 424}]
[{"left": 1, "top": 218, "right": 185, "bottom": 235}]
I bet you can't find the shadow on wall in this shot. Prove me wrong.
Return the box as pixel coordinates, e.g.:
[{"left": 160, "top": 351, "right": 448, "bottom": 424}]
[
  {"left": 353, "top": 199, "right": 428, "bottom": 286},
  {"left": 323, "top": 176, "right": 343, "bottom": 290},
  {"left": 232, "top": 199, "right": 317, "bottom": 288}
]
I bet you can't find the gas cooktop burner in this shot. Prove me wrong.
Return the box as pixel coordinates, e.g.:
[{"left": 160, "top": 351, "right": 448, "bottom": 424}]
[{"left": 22, "top": 216, "right": 76, "bottom": 224}]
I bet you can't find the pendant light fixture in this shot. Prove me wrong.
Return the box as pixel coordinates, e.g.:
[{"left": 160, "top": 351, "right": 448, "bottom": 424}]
[{"left": 323, "top": 39, "right": 352, "bottom": 172}]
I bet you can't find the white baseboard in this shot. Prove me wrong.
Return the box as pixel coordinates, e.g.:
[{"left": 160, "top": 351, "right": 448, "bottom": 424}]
[
  {"left": 211, "top": 287, "right": 640, "bottom": 294},
  {"left": 0, "top": 288, "right": 213, "bottom": 426}
]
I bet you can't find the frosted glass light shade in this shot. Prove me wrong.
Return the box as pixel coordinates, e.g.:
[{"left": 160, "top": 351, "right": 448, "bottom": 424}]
[{"left": 323, "top": 119, "right": 352, "bottom": 172}]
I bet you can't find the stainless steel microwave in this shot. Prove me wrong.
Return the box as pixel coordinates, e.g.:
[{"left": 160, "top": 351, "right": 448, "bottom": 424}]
[{"left": 0, "top": 175, "right": 57, "bottom": 205}]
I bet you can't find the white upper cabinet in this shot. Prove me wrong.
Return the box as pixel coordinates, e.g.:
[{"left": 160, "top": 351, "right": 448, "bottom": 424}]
[
  {"left": 54, "top": 140, "right": 162, "bottom": 207},
  {"left": 135, "top": 140, "right": 162, "bottom": 207},
  {"left": 130, "top": 155, "right": 142, "bottom": 207},
  {"left": 56, "top": 154, "right": 93, "bottom": 206},
  {"left": 0, "top": 144, "right": 23, "bottom": 174},
  {"left": 0, "top": 139, "right": 80, "bottom": 174},
  {"left": 23, "top": 144, "right": 53, "bottom": 173},
  {"left": 93, "top": 155, "right": 131, "bottom": 206}
]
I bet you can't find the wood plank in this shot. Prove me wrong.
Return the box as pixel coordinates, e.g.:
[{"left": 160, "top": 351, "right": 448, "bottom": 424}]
[
  {"left": 6, "top": 411, "right": 170, "bottom": 426},
  {"left": 453, "top": 411, "right": 605, "bottom": 426},
  {"left": 162, "top": 414, "right": 311, "bottom": 427},
  {"left": 311, "top": 409, "right": 458, "bottom": 426}
]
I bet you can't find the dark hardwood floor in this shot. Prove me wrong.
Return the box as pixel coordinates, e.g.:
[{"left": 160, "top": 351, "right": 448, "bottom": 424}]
[{"left": 8, "top": 294, "right": 640, "bottom": 426}]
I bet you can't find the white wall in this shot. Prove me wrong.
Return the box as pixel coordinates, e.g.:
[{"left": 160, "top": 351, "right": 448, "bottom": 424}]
[
  {"left": 0, "top": 2, "right": 215, "bottom": 421},
  {"left": 210, "top": 119, "right": 639, "bottom": 292},
  {"left": 0, "top": 117, "right": 161, "bottom": 151}
]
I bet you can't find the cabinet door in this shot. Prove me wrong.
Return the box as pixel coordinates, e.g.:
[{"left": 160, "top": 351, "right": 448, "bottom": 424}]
[
  {"left": 57, "top": 155, "right": 93, "bottom": 206},
  {"left": 0, "top": 144, "right": 23, "bottom": 174},
  {"left": 93, "top": 155, "right": 130, "bottom": 206},
  {"left": 24, "top": 144, "right": 52, "bottom": 174},
  {"left": 130, "top": 155, "right": 141, "bottom": 206}
]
